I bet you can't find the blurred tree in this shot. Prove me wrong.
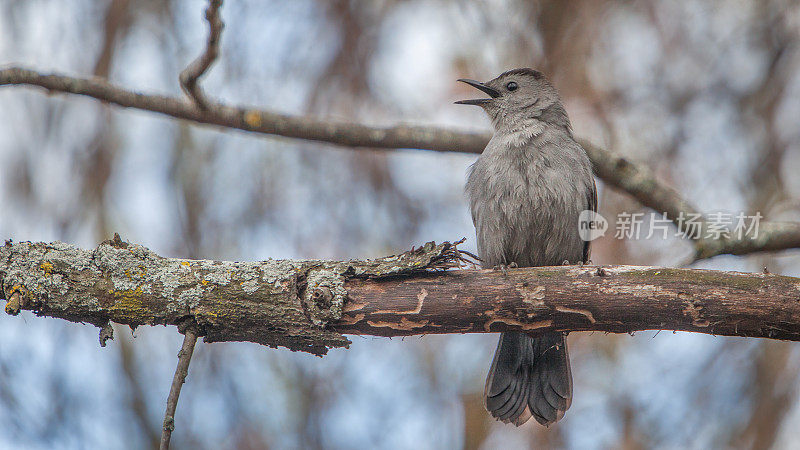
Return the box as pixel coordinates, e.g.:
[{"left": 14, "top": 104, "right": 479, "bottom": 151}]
[{"left": 2, "top": 1, "right": 800, "bottom": 449}]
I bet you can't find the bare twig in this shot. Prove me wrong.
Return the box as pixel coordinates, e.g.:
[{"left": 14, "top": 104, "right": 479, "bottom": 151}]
[
  {"left": 2, "top": 67, "right": 800, "bottom": 260},
  {"left": 179, "top": 0, "right": 223, "bottom": 109},
  {"left": 160, "top": 323, "right": 199, "bottom": 450}
]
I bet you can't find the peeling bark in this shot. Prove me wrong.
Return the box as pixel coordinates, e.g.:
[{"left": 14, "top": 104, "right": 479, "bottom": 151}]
[
  {"left": 3, "top": 237, "right": 800, "bottom": 355},
  {"left": 339, "top": 266, "right": 800, "bottom": 340}
]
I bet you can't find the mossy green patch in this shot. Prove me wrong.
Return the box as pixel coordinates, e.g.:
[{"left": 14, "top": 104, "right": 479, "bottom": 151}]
[
  {"left": 626, "top": 268, "right": 765, "bottom": 291},
  {"left": 528, "top": 268, "right": 563, "bottom": 278}
]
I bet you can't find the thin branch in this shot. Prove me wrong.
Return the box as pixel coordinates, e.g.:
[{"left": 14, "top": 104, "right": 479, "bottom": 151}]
[
  {"left": 582, "top": 137, "right": 800, "bottom": 260},
  {"left": 580, "top": 140, "right": 705, "bottom": 232},
  {"left": 179, "top": 0, "right": 223, "bottom": 109},
  {"left": 694, "top": 222, "right": 800, "bottom": 261},
  {"left": 0, "top": 67, "right": 483, "bottom": 152},
  {"left": 160, "top": 323, "right": 199, "bottom": 450},
  {"left": 2, "top": 67, "right": 800, "bottom": 260},
  {"left": 4, "top": 239, "right": 800, "bottom": 357}
]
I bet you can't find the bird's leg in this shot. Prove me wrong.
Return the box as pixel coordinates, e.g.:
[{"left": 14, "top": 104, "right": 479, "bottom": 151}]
[
  {"left": 493, "top": 264, "right": 508, "bottom": 277},
  {"left": 493, "top": 262, "right": 518, "bottom": 277}
]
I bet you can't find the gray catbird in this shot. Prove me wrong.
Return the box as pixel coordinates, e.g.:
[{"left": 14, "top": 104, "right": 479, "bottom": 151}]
[{"left": 457, "top": 68, "right": 597, "bottom": 426}]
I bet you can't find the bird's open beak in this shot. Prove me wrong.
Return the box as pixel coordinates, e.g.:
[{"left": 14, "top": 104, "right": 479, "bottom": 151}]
[{"left": 455, "top": 79, "right": 500, "bottom": 105}]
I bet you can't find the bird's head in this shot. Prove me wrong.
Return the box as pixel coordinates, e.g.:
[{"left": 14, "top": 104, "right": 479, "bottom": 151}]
[{"left": 456, "top": 68, "right": 569, "bottom": 132}]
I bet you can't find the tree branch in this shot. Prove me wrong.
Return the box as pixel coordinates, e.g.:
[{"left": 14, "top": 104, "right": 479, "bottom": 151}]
[
  {"left": 0, "top": 67, "right": 485, "bottom": 152},
  {"left": 694, "top": 222, "right": 800, "bottom": 261},
  {"left": 1, "top": 66, "right": 799, "bottom": 260},
  {"left": 179, "top": 0, "right": 223, "bottom": 109},
  {"left": 160, "top": 322, "right": 198, "bottom": 450},
  {"left": 3, "top": 238, "right": 800, "bottom": 356}
]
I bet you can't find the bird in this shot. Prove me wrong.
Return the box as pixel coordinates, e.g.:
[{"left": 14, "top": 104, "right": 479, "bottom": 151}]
[{"left": 457, "top": 68, "right": 597, "bottom": 426}]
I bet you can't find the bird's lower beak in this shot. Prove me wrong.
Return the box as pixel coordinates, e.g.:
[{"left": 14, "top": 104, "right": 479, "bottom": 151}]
[{"left": 455, "top": 79, "right": 500, "bottom": 105}]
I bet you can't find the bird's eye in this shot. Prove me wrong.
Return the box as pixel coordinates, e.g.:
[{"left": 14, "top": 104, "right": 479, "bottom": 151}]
[{"left": 506, "top": 81, "right": 518, "bottom": 91}]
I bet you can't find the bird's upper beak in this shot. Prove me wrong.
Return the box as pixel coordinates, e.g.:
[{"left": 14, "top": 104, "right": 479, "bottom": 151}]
[{"left": 455, "top": 79, "right": 500, "bottom": 105}]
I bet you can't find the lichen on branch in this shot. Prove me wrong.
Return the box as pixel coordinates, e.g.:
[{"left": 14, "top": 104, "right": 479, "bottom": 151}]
[
  {"left": 0, "top": 236, "right": 464, "bottom": 355},
  {"left": 4, "top": 237, "right": 800, "bottom": 355}
]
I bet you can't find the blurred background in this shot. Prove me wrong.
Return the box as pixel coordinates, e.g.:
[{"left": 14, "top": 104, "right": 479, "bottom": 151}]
[{"left": 2, "top": 0, "right": 800, "bottom": 448}]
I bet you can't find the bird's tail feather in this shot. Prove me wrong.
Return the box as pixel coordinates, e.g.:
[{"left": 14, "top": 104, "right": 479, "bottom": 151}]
[{"left": 484, "top": 331, "right": 572, "bottom": 426}]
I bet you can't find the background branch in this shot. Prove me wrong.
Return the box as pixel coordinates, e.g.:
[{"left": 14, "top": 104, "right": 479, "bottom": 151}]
[
  {"left": 3, "top": 238, "right": 800, "bottom": 356},
  {"left": 2, "top": 67, "right": 799, "bottom": 261},
  {"left": 179, "top": 0, "right": 223, "bottom": 109}
]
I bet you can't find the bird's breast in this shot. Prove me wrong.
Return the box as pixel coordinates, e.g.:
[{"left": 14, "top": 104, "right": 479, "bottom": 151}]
[{"left": 468, "top": 153, "right": 585, "bottom": 267}]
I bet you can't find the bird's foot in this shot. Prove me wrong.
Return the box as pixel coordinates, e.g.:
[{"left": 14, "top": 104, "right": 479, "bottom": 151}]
[{"left": 493, "top": 262, "right": 518, "bottom": 277}]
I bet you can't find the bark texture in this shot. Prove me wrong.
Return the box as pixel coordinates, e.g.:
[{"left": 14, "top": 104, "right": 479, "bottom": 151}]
[
  {"left": 0, "top": 236, "right": 460, "bottom": 355},
  {"left": 340, "top": 266, "right": 800, "bottom": 340},
  {"left": 3, "top": 237, "right": 800, "bottom": 356}
]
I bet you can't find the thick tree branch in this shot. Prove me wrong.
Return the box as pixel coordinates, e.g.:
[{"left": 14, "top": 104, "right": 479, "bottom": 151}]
[
  {"left": 3, "top": 238, "right": 800, "bottom": 356},
  {"left": 337, "top": 264, "right": 800, "bottom": 340},
  {"left": 179, "top": 0, "right": 223, "bottom": 109},
  {"left": 1, "top": 67, "right": 799, "bottom": 260},
  {"left": 0, "top": 236, "right": 464, "bottom": 355}
]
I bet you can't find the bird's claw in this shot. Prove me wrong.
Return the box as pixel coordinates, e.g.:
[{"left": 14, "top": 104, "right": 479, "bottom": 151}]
[{"left": 493, "top": 262, "right": 517, "bottom": 277}]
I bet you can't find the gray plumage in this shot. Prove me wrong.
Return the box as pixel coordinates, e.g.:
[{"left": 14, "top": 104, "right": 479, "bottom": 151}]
[{"left": 457, "top": 68, "right": 597, "bottom": 426}]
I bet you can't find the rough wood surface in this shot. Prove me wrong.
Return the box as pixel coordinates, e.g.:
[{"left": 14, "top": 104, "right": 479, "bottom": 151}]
[
  {"left": 0, "top": 237, "right": 461, "bottom": 355},
  {"left": 3, "top": 237, "right": 800, "bottom": 355},
  {"left": 339, "top": 266, "right": 800, "bottom": 340}
]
